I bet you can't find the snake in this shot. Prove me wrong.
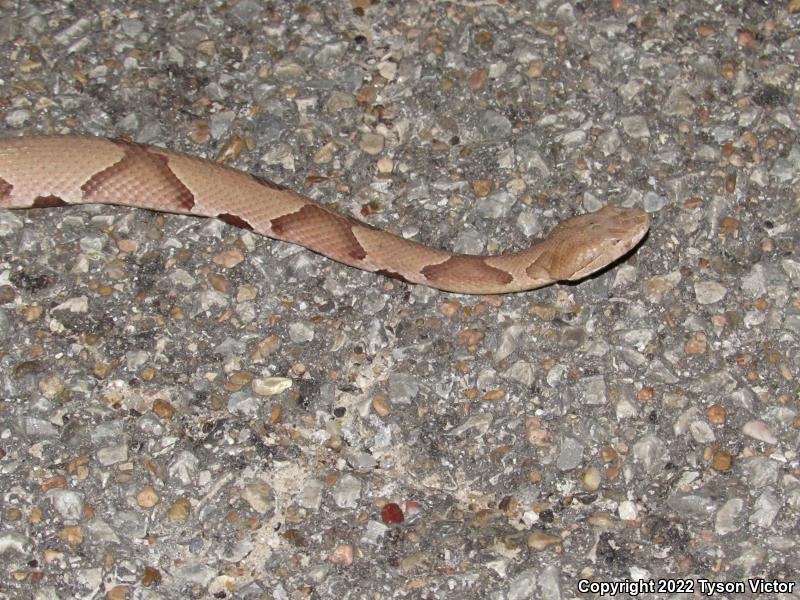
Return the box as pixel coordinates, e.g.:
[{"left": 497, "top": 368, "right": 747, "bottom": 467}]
[{"left": 0, "top": 135, "right": 649, "bottom": 294}]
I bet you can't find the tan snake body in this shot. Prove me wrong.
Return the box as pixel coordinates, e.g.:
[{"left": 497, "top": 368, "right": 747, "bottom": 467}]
[{"left": 0, "top": 135, "right": 649, "bottom": 294}]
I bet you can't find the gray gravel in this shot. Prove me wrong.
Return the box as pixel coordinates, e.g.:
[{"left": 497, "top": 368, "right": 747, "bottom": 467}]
[{"left": 1, "top": 1, "right": 799, "bottom": 599}]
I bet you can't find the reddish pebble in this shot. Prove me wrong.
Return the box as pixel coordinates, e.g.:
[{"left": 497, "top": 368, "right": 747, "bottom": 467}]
[{"left": 381, "top": 503, "right": 404, "bottom": 524}]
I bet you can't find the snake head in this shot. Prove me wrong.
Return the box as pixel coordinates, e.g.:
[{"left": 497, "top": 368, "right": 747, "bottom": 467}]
[{"left": 542, "top": 206, "right": 650, "bottom": 281}]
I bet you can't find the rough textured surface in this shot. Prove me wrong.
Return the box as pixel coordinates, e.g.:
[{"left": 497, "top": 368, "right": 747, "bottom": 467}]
[{"left": 0, "top": 1, "right": 798, "bottom": 599}]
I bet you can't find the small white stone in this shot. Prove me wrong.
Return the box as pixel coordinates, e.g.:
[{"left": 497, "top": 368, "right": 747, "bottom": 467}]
[
  {"left": 742, "top": 420, "right": 778, "bottom": 445},
  {"left": 252, "top": 377, "right": 292, "bottom": 397},
  {"left": 689, "top": 420, "right": 716, "bottom": 443},
  {"left": 618, "top": 500, "right": 638, "bottom": 521},
  {"left": 694, "top": 281, "right": 727, "bottom": 304},
  {"left": 5, "top": 109, "right": 31, "bottom": 127}
]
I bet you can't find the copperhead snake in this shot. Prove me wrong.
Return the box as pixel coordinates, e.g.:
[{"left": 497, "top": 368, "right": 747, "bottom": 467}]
[{"left": 0, "top": 135, "right": 649, "bottom": 294}]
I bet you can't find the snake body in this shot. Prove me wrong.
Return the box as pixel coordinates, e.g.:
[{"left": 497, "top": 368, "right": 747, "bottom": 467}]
[{"left": 0, "top": 135, "right": 649, "bottom": 294}]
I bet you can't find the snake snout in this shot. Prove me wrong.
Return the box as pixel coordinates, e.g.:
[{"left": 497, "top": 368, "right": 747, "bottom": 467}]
[{"left": 557, "top": 207, "right": 650, "bottom": 281}]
